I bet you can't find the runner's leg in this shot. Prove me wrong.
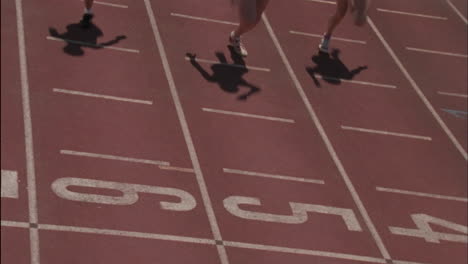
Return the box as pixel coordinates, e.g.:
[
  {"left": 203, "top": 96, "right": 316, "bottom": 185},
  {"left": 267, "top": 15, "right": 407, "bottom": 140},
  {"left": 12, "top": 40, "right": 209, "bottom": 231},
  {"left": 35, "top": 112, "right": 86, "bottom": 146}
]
[
  {"left": 230, "top": 0, "right": 270, "bottom": 56},
  {"left": 319, "top": 0, "right": 348, "bottom": 53}
]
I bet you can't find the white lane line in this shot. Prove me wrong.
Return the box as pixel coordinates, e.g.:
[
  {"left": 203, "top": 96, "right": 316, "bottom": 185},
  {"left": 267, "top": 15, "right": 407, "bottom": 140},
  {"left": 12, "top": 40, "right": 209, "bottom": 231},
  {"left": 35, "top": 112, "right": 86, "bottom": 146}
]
[
  {"left": 225, "top": 241, "right": 386, "bottom": 263},
  {"left": 1, "top": 220, "right": 30, "bottom": 228},
  {"left": 80, "top": 0, "right": 128, "bottom": 8},
  {"left": 0, "top": 220, "right": 426, "bottom": 264},
  {"left": 1, "top": 170, "right": 19, "bottom": 198},
  {"left": 341, "top": 126, "right": 432, "bottom": 141},
  {"left": 438, "top": 91, "right": 468, "bottom": 98},
  {"left": 184, "top": 56, "right": 271, "bottom": 72},
  {"left": 392, "top": 261, "right": 430, "bottom": 264},
  {"left": 406, "top": 47, "right": 468, "bottom": 58},
  {"left": 159, "top": 165, "right": 195, "bottom": 173},
  {"left": 53, "top": 88, "right": 153, "bottom": 105},
  {"left": 202, "top": 108, "right": 295, "bottom": 123},
  {"left": 262, "top": 13, "right": 393, "bottom": 260},
  {"left": 377, "top": 8, "right": 448, "bottom": 20},
  {"left": 15, "top": 0, "right": 40, "bottom": 261},
  {"left": 446, "top": 0, "right": 468, "bottom": 24},
  {"left": 171, "top": 13, "right": 238, "bottom": 26},
  {"left": 223, "top": 168, "right": 325, "bottom": 184},
  {"left": 46, "top": 36, "right": 140, "bottom": 53},
  {"left": 305, "top": 0, "right": 336, "bottom": 5},
  {"left": 376, "top": 186, "right": 468, "bottom": 203},
  {"left": 368, "top": 18, "right": 468, "bottom": 160},
  {"left": 315, "top": 75, "right": 397, "bottom": 89},
  {"left": 289, "top": 31, "right": 366, "bottom": 45},
  {"left": 60, "top": 150, "right": 170, "bottom": 166},
  {"left": 39, "top": 224, "right": 215, "bottom": 245},
  {"left": 144, "top": 2, "right": 229, "bottom": 264}
]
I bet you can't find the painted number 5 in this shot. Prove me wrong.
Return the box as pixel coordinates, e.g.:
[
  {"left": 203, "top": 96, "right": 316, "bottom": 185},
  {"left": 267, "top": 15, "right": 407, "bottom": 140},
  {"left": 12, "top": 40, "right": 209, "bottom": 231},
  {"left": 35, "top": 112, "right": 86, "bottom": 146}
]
[
  {"left": 390, "top": 214, "right": 468, "bottom": 244},
  {"left": 52, "top": 177, "right": 196, "bottom": 211},
  {"left": 224, "top": 196, "right": 362, "bottom": 231}
]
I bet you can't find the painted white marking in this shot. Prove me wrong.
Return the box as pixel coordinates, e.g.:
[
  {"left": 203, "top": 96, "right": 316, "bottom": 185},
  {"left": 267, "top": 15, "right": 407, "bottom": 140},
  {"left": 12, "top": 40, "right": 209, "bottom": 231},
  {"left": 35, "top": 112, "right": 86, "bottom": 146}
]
[
  {"left": 171, "top": 13, "right": 238, "bottom": 26},
  {"left": 377, "top": 8, "right": 448, "bottom": 20},
  {"left": 52, "top": 177, "right": 196, "bottom": 211},
  {"left": 341, "top": 126, "right": 432, "bottom": 141},
  {"left": 39, "top": 224, "right": 215, "bottom": 245},
  {"left": 46, "top": 36, "right": 140, "bottom": 53},
  {"left": 305, "top": 0, "right": 336, "bottom": 5},
  {"left": 202, "top": 107, "right": 295, "bottom": 123},
  {"left": 15, "top": 0, "right": 40, "bottom": 261},
  {"left": 438, "top": 91, "right": 468, "bottom": 98},
  {"left": 144, "top": 1, "right": 228, "bottom": 263},
  {"left": 224, "top": 196, "right": 362, "bottom": 231},
  {"left": 60, "top": 150, "right": 170, "bottom": 166},
  {"left": 406, "top": 47, "right": 468, "bottom": 58},
  {"left": 223, "top": 168, "right": 324, "bottom": 184},
  {"left": 446, "top": 0, "right": 468, "bottom": 24},
  {"left": 80, "top": 0, "right": 128, "bottom": 8},
  {"left": 316, "top": 75, "right": 397, "bottom": 89},
  {"left": 368, "top": 18, "right": 467, "bottom": 160},
  {"left": 0, "top": 220, "right": 426, "bottom": 264},
  {"left": 376, "top": 186, "right": 468, "bottom": 203},
  {"left": 159, "top": 165, "right": 195, "bottom": 173},
  {"left": 289, "top": 31, "right": 366, "bottom": 45},
  {"left": 1, "top": 220, "right": 30, "bottom": 228},
  {"left": 184, "top": 56, "right": 271, "bottom": 72},
  {"left": 393, "top": 261, "right": 431, "bottom": 264},
  {"left": 263, "top": 13, "right": 392, "bottom": 260},
  {"left": 53, "top": 88, "right": 153, "bottom": 105},
  {"left": 390, "top": 214, "right": 468, "bottom": 243},
  {"left": 1, "top": 170, "right": 19, "bottom": 198},
  {"left": 225, "top": 241, "right": 387, "bottom": 263}
]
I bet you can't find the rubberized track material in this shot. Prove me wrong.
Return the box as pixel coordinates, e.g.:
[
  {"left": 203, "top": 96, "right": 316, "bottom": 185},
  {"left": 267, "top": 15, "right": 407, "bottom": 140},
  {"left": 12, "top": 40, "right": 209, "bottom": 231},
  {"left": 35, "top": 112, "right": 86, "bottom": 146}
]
[{"left": 2, "top": 0, "right": 467, "bottom": 263}]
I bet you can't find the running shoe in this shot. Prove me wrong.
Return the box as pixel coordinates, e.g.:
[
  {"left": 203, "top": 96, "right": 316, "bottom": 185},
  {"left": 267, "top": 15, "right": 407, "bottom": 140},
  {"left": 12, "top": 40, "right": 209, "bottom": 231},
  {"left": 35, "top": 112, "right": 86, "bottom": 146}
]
[
  {"left": 229, "top": 31, "right": 248, "bottom": 57},
  {"left": 318, "top": 35, "right": 330, "bottom": 53}
]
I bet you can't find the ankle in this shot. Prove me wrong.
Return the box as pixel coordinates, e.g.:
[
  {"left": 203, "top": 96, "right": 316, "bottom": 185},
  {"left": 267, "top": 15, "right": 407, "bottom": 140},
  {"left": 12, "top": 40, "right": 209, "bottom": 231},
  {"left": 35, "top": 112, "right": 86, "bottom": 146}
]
[{"left": 231, "top": 31, "right": 241, "bottom": 39}]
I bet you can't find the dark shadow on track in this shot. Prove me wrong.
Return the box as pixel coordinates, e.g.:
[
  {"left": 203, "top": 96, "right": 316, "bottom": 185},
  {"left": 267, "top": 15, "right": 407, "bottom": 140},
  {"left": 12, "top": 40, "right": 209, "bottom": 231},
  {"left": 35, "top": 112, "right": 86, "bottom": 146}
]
[
  {"left": 186, "top": 46, "right": 260, "bottom": 101},
  {"left": 306, "top": 49, "right": 368, "bottom": 87},
  {"left": 48, "top": 22, "right": 126, "bottom": 56}
]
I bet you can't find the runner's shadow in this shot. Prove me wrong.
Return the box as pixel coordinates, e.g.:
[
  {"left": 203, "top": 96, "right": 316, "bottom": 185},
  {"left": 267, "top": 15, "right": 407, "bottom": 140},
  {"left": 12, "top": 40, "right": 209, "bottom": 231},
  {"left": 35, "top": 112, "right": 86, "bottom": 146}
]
[
  {"left": 306, "top": 49, "right": 368, "bottom": 87},
  {"left": 186, "top": 46, "right": 260, "bottom": 101},
  {"left": 48, "top": 22, "right": 126, "bottom": 56}
]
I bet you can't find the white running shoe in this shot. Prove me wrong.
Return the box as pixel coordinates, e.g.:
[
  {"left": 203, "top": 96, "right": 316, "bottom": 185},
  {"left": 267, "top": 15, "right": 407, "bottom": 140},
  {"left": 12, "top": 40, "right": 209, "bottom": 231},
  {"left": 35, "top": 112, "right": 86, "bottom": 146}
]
[
  {"left": 318, "top": 35, "right": 330, "bottom": 53},
  {"left": 229, "top": 31, "right": 248, "bottom": 57}
]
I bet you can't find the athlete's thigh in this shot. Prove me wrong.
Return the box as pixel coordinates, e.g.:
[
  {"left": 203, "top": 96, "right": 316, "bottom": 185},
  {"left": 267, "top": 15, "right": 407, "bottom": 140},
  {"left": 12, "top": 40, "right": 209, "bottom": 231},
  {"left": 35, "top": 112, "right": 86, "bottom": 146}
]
[
  {"left": 238, "top": 0, "right": 257, "bottom": 23},
  {"left": 336, "top": 0, "right": 348, "bottom": 14},
  {"left": 255, "top": 0, "right": 270, "bottom": 16}
]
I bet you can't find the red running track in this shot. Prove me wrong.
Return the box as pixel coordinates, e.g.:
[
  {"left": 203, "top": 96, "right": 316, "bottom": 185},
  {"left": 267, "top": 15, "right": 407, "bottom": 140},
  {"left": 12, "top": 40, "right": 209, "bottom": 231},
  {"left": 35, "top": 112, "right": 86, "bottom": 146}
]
[{"left": 1, "top": 0, "right": 467, "bottom": 263}]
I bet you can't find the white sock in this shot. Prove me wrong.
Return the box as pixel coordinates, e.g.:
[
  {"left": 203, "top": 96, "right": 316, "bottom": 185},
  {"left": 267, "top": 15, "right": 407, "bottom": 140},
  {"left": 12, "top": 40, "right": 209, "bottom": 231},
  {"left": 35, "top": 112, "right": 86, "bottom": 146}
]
[{"left": 84, "top": 8, "right": 93, "bottom": 15}]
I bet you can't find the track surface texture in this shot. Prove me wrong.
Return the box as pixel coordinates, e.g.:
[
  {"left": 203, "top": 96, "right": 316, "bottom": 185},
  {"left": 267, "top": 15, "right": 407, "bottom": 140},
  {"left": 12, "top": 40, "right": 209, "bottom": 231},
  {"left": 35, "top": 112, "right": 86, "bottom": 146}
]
[{"left": 1, "top": 0, "right": 467, "bottom": 264}]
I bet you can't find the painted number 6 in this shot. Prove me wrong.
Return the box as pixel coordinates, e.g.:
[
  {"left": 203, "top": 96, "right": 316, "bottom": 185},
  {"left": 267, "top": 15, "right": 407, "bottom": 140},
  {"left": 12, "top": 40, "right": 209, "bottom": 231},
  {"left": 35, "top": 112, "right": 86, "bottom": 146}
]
[{"left": 52, "top": 177, "right": 196, "bottom": 211}]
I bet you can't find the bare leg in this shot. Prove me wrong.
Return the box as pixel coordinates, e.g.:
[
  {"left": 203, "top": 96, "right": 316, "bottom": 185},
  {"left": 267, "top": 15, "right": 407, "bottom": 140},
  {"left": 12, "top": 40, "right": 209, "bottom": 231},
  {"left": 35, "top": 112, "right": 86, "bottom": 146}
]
[
  {"left": 84, "top": 0, "right": 93, "bottom": 11},
  {"left": 230, "top": 0, "right": 269, "bottom": 56},
  {"left": 318, "top": 0, "right": 348, "bottom": 53},
  {"left": 324, "top": 0, "right": 348, "bottom": 37}
]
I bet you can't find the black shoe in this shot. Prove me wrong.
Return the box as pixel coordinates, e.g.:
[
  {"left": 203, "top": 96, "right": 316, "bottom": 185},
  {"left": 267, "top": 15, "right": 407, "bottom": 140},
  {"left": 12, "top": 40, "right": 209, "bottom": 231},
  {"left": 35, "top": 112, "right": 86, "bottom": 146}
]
[{"left": 80, "top": 13, "right": 94, "bottom": 28}]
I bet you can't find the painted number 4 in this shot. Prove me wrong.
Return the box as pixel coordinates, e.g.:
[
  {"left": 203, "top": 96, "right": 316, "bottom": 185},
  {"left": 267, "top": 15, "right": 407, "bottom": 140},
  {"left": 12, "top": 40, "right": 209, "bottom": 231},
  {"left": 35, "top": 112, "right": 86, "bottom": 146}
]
[{"left": 390, "top": 214, "right": 468, "bottom": 244}]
